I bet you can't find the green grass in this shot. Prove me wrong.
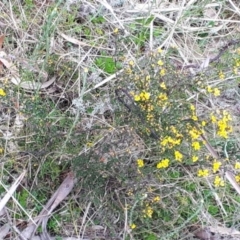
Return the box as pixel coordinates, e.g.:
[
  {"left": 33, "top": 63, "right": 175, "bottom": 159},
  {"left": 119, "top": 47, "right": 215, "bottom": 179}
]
[{"left": 0, "top": 0, "right": 240, "bottom": 239}]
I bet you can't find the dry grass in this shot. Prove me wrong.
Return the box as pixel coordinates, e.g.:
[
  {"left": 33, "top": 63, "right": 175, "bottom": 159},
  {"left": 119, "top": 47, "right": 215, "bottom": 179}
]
[{"left": 0, "top": 0, "right": 240, "bottom": 239}]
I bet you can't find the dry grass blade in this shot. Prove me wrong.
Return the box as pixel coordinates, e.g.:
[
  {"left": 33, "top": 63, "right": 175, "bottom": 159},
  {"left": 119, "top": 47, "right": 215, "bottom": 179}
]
[
  {"left": 192, "top": 224, "right": 240, "bottom": 240},
  {"left": 0, "top": 35, "right": 4, "bottom": 73},
  {"left": 191, "top": 227, "right": 213, "bottom": 240},
  {"left": 209, "top": 225, "right": 240, "bottom": 236},
  {"left": 96, "top": 0, "right": 127, "bottom": 33},
  {"left": 0, "top": 170, "right": 26, "bottom": 212},
  {"left": 78, "top": 202, "right": 92, "bottom": 239},
  {"left": 0, "top": 223, "right": 10, "bottom": 239},
  {"left": 0, "top": 51, "right": 56, "bottom": 90},
  {"left": 228, "top": 0, "right": 240, "bottom": 16},
  {"left": 21, "top": 172, "right": 75, "bottom": 239},
  {"left": 206, "top": 179, "right": 227, "bottom": 216},
  {"left": 41, "top": 172, "right": 75, "bottom": 239},
  {"left": 0, "top": 35, "right": 4, "bottom": 49},
  {"left": 59, "top": 32, "right": 113, "bottom": 51},
  {"left": 200, "top": 134, "right": 219, "bottom": 159},
  {"left": 225, "top": 170, "right": 240, "bottom": 195},
  {"left": 84, "top": 68, "right": 124, "bottom": 94},
  {"left": 0, "top": 207, "right": 6, "bottom": 217}
]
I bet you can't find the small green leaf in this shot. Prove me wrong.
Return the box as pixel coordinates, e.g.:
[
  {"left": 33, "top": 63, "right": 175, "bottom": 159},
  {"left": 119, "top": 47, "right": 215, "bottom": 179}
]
[
  {"left": 146, "top": 233, "right": 157, "bottom": 240},
  {"left": 91, "top": 16, "right": 105, "bottom": 24},
  {"left": 208, "top": 205, "right": 219, "bottom": 215},
  {"left": 95, "top": 56, "right": 121, "bottom": 74}
]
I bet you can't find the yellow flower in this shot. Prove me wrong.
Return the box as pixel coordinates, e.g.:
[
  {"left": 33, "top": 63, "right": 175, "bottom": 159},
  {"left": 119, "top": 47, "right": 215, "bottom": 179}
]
[
  {"left": 113, "top": 28, "right": 119, "bottom": 34},
  {"left": 147, "top": 113, "right": 154, "bottom": 121},
  {"left": 158, "top": 93, "right": 168, "bottom": 101},
  {"left": 235, "top": 162, "right": 240, "bottom": 169},
  {"left": 127, "top": 189, "right": 133, "bottom": 196},
  {"left": 233, "top": 66, "right": 238, "bottom": 75},
  {"left": 157, "top": 48, "right": 162, "bottom": 53},
  {"left": 170, "top": 126, "right": 177, "bottom": 134},
  {"left": 160, "top": 82, "right": 167, "bottom": 90},
  {"left": 235, "top": 175, "right": 240, "bottom": 183},
  {"left": 143, "top": 206, "right": 153, "bottom": 218},
  {"left": 192, "top": 155, "right": 198, "bottom": 162},
  {"left": 188, "top": 127, "right": 202, "bottom": 140},
  {"left": 153, "top": 196, "right": 160, "bottom": 202},
  {"left": 201, "top": 121, "right": 206, "bottom": 127},
  {"left": 212, "top": 160, "right": 221, "bottom": 173},
  {"left": 237, "top": 48, "right": 240, "bottom": 55},
  {"left": 198, "top": 169, "right": 209, "bottom": 177},
  {"left": 207, "top": 86, "right": 213, "bottom": 93},
  {"left": 160, "top": 138, "right": 168, "bottom": 147},
  {"left": 213, "top": 88, "right": 220, "bottom": 97},
  {"left": 160, "top": 68, "right": 166, "bottom": 76},
  {"left": 130, "top": 223, "right": 136, "bottom": 229},
  {"left": 134, "top": 95, "right": 141, "bottom": 101},
  {"left": 0, "top": 89, "right": 6, "bottom": 96},
  {"left": 157, "top": 159, "right": 169, "bottom": 169},
  {"left": 192, "top": 115, "right": 198, "bottom": 121},
  {"left": 157, "top": 60, "right": 164, "bottom": 66},
  {"left": 210, "top": 114, "right": 217, "bottom": 123},
  {"left": 137, "top": 159, "right": 144, "bottom": 168},
  {"left": 236, "top": 59, "right": 240, "bottom": 67},
  {"left": 129, "top": 60, "right": 134, "bottom": 66},
  {"left": 223, "top": 110, "right": 232, "bottom": 120},
  {"left": 217, "top": 116, "right": 232, "bottom": 138},
  {"left": 146, "top": 104, "right": 154, "bottom": 112},
  {"left": 214, "top": 176, "right": 224, "bottom": 187},
  {"left": 125, "top": 67, "right": 132, "bottom": 74},
  {"left": 192, "top": 141, "right": 201, "bottom": 150},
  {"left": 160, "top": 136, "right": 181, "bottom": 148},
  {"left": 174, "top": 150, "right": 183, "bottom": 162},
  {"left": 219, "top": 71, "right": 225, "bottom": 80},
  {"left": 190, "top": 104, "right": 195, "bottom": 111},
  {"left": 146, "top": 75, "right": 150, "bottom": 81},
  {"left": 139, "top": 91, "right": 150, "bottom": 101},
  {"left": 86, "top": 142, "right": 93, "bottom": 147}
]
